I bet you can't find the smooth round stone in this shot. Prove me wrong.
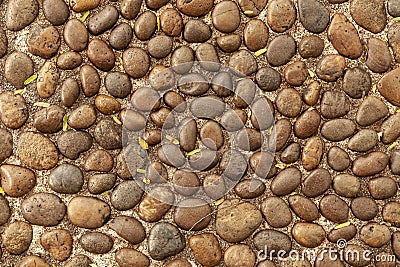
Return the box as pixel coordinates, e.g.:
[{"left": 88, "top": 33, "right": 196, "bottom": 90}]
[
  {"left": 200, "top": 120, "right": 224, "bottom": 150},
  {"left": 49, "top": 164, "right": 83, "bottom": 194},
  {"left": 64, "top": 19, "right": 88, "bottom": 51},
  {"left": 4, "top": 52, "right": 34, "bottom": 89},
  {"left": 94, "top": 119, "right": 122, "bottom": 150},
  {"left": 109, "top": 23, "right": 132, "bottom": 50},
  {"left": 0, "top": 129, "right": 12, "bottom": 162},
  {"left": 190, "top": 96, "right": 225, "bottom": 119},
  {"left": 389, "top": 23, "right": 400, "bottom": 63},
  {"left": 288, "top": 194, "right": 319, "bottom": 222},
  {"left": 303, "top": 81, "right": 321, "bottom": 106},
  {"left": 368, "top": 177, "right": 397, "bottom": 199},
  {"left": 158, "top": 144, "right": 186, "bottom": 168},
  {"left": 220, "top": 109, "right": 246, "bottom": 132},
  {"left": 224, "top": 244, "right": 256, "bottom": 267},
  {"left": 211, "top": 72, "right": 233, "bottom": 97},
  {"left": 320, "top": 91, "right": 350, "bottom": 119},
  {"left": 174, "top": 198, "right": 212, "bottom": 231},
  {"left": 68, "top": 104, "right": 96, "bottom": 129},
  {"left": 284, "top": 61, "right": 308, "bottom": 86},
  {"left": 333, "top": 174, "right": 360, "bottom": 198},
  {"left": 328, "top": 224, "right": 357, "bottom": 243},
  {"left": 321, "top": 119, "right": 356, "bottom": 141},
  {"left": 0, "top": 29, "right": 7, "bottom": 58},
  {"left": 95, "top": 95, "right": 121, "bottom": 115},
  {"left": 327, "top": 146, "right": 351, "bottom": 171},
  {"left": 343, "top": 67, "right": 371, "bottom": 99},
  {"left": 393, "top": 231, "right": 400, "bottom": 259},
  {"left": 188, "top": 149, "right": 219, "bottom": 171},
  {"left": 87, "top": 39, "right": 115, "bottom": 71},
  {"left": 234, "top": 78, "right": 255, "bottom": 107},
  {"left": 33, "top": 105, "right": 64, "bottom": 133},
  {"left": 219, "top": 149, "right": 248, "bottom": 180},
  {"left": 366, "top": 38, "right": 392, "bottom": 73},
  {"left": 160, "top": 8, "right": 183, "bottom": 36},
  {"left": 123, "top": 48, "right": 150, "bottom": 78},
  {"left": 171, "top": 46, "right": 195, "bottom": 74},
  {"left": 383, "top": 202, "right": 400, "bottom": 227},
  {"left": 196, "top": 43, "right": 220, "bottom": 72},
  {"left": 6, "top": 0, "right": 39, "bottom": 31},
  {"left": 178, "top": 119, "right": 197, "bottom": 152},
  {"left": 21, "top": 193, "right": 66, "bottom": 226},
  {"left": 267, "top": 0, "right": 296, "bottom": 32},
  {"left": 292, "top": 222, "right": 326, "bottom": 248},
  {"left": 19, "top": 256, "right": 50, "bottom": 267},
  {"left": 64, "top": 254, "right": 92, "bottom": 267},
  {"left": 357, "top": 96, "right": 388, "bottom": 127},
  {"left": 61, "top": 78, "right": 80, "bottom": 107},
  {"left": 236, "top": 128, "right": 262, "bottom": 151},
  {"left": 229, "top": 50, "right": 258, "bottom": 76},
  {"left": 27, "top": 26, "right": 60, "bottom": 59},
  {"left": 131, "top": 87, "right": 161, "bottom": 111},
  {"left": 280, "top": 142, "right": 301, "bottom": 164},
  {"left": 80, "top": 65, "right": 100, "bottom": 97},
  {"left": 43, "top": 0, "right": 69, "bottom": 25},
  {"left": 271, "top": 167, "right": 301, "bottom": 196},
  {"left": 261, "top": 197, "right": 292, "bottom": 228},
  {"left": 138, "top": 187, "right": 174, "bottom": 222},
  {"left": 88, "top": 6, "right": 119, "bottom": 35},
  {"left": 299, "top": 35, "right": 325, "bottom": 58},
  {"left": 272, "top": 118, "right": 292, "bottom": 151},
  {"left": 203, "top": 174, "right": 226, "bottom": 200},
  {"left": 298, "top": 0, "right": 329, "bottom": 33},
  {"left": 316, "top": 55, "right": 346, "bottom": 82},
  {"left": 70, "top": 0, "right": 100, "bottom": 12},
  {"left": 344, "top": 245, "right": 371, "bottom": 266},
  {"left": 146, "top": 162, "right": 168, "bottom": 184},
  {"left": 379, "top": 67, "right": 400, "bottom": 107},
  {"left": 148, "top": 36, "right": 173, "bottom": 59},
  {"left": 212, "top": 1, "right": 240, "bottom": 33},
  {"left": 267, "top": 35, "right": 296, "bottom": 66},
  {"left": 36, "top": 61, "right": 58, "bottom": 98},
  {"left": 381, "top": 113, "right": 400, "bottom": 144},
  {"left": 41, "top": 229, "right": 72, "bottom": 261},
  {"left": 68, "top": 196, "right": 111, "bottom": 229},
  {"left": 319, "top": 194, "right": 349, "bottom": 223},
  {"left": 302, "top": 168, "right": 331, "bottom": 197},
  {"left": 391, "top": 150, "right": 400, "bottom": 175},
  {"left": 294, "top": 109, "right": 321, "bottom": 139},
  {"left": 253, "top": 230, "right": 292, "bottom": 257},
  {"left": 255, "top": 67, "right": 281, "bottom": 92},
  {"left": 148, "top": 222, "right": 185, "bottom": 260},
  {"left": 234, "top": 179, "right": 266, "bottom": 199},
  {"left": 88, "top": 173, "right": 116, "bottom": 194},
  {"left": 2, "top": 221, "right": 32, "bottom": 254},
  {"left": 120, "top": 0, "right": 141, "bottom": 19},
  {"left": 177, "top": 0, "right": 213, "bottom": 16},
  {"left": 276, "top": 88, "right": 302, "bottom": 118},
  {"left": 352, "top": 152, "right": 389, "bottom": 177},
  {"left": 238, "top": 0, "right": 267, "bottom": 17},
  {"left": 57, "top": 130, "right": 93, "bottom": 159},
  {"left": 105, "top": 72, "right": 132, "bottom": 98},
  {"left": 18, "top": 132, "right": 58, "bottom": 170},
  {"left": 57, "top": 51, "right": 82, "bottom": 70},
  {"left": 115, "top": 248, "right": 150, "bottom": 267},
  {"left": 109, "top": 216, "right": 146, "bottom": 244},
  {"left": 111, "top": 180, "right": 143, "bottom": 211},
  {"left": 172, "top": 170, "right": 200, "bottom": 196},
  {"left": 351, "top": 197, "right": 379, "bottom": 221},
  {"left": 216, "top": 199, "right": 262, "bottom": 242},
  {"left": 351, "top": 0, "right": 386, "bottom": 33},
  {"left": 388, "top": 0, "right": 400, "bottom": 17},
  {"left": 134, "top": 11, "right": 157, "bottom": 40},
  {"left": 217, "top": 34, "right": 242, "bottom": 53},
  {"left": 328, "top": 14, "right": 363, "bottom": 59},
  {"left": 80, "top": 232, "right": 113, "bottom": 254},
  {"left": 0, "top": 195, "right": 11, "bottom": 225},
  {"left": 314, "top": 250, "right": 345, "bottom": 267},
  {"left": 177, "top": 73, "right": 208, "bottom": 96},
  {"left": 348, "top": 129, "right": 378, "bottom": 152},
  {"left": 184, "top": 20, "right": 212, "bottom": 43},
  {"left": 85, "top": 150, "right": 113, "bottom": 171},
  {"left": 189, "top": 233, "right": 222, "bottom": 267}
]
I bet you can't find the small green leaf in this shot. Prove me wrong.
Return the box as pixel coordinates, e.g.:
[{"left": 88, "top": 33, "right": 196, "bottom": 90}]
[
  {"left": 101, "top": 190, "right": 112, "bottom": 196},
  {"left": 393, "top": 17, "right": 400, "bottom": 21},
  {"left": 187, "top": 149, "right": 201, "bottom": 156},
  {"left": 267, "top": 125, "right": 274, "bottom": 135},
  {"left": 137, "top": 168, "right": 147, "bottom": 174},
  {"left": 81, "top": 11, "right": 90, "bottom": 22},
  {"left": 24, "top": 74, "right": 37, "bottom": 86},
  {"left": 166, "top": 135, "right": 179, "bottom": 145},
  {"left": 112, "top": 115, "right": 122, "bottom": 125},
  {"left": 14, "top": 88, "right": 26, "bottom": 95},
  {"left": 334, "top": 221, "right": 350, "bottom": 230},
  {"left": 63, "top": 114, "right": 68, "bottom": 131},
  {"left": 254, "top": 48, "right": 267, "bottom": 57}
]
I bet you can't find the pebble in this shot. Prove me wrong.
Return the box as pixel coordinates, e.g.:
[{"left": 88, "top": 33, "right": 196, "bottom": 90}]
[
  {"left": 189, "top": 233, "right": 222, "bottom": 267},
  {"left": 200, "top": 120, "right": 224, "bottom": 150},
  {"left": 267, "top": 35, "right": 296, "bottom": 66},
  {"left": 190, "top": 96, "right": 225, "bottom": 119},
  {"left": 316, "top": 55, "right": 346, "bottom": 82},
  {"left": 237, "top": 128, "right": 262, "bottom": 151},
  {"left": 36, "top": 62, "right": 58, "bottom": 98},
  {"left": 109, "top": 216, "right": 146, "bottom": 244},
  {"left": 94, "top": 119, "right": 122, "bottom": 150},
  {"left": 57, "top": 130, "right": 93, "bottom": 159},
  {"left": 135, "top": 11, "right": 157, "bottom": 40},
  {"left": 158, "top": 144, "right": 186, "bottom": 167},
  {"left": 4, "top": 52, "right": 34, "bottom": 89},
  {"left": 68, "top": 104, "right": 97, "bottom": 129},
  {"left": 302, "top": 168, "right": 331, "bottom": 197},
  {"left": 348, "top": 129, "right": 378, "bottom": 152},
  {"left": 328, "top": 224, "right": 357, "bottom": 243},
  {"left": 343, "top": 68, "right": 371, "bottom": 99},
  {"left": 70, "top": 0, "right": 100, "bottom": 12},
  {"left": 288, "top": 194, "right": 319, "bottom": 222},
  {"left": 351, "top": 197, "right": 379, "bottom": 221},
  {"left": 88, "top": 6, "right": 119, "bottom": 35},
  {"left": 321, "top": 91, "right": 350, "bottom": 119},
  {"left": 267, "top": 0, "right": 296, "bottom": 32},
  {"left": 64, "top": 19, "right": 89, "bottom": 51},
  {"left": 95, "top": 95, "right": 121, "bottom": 115},
  {"left": 196, "top": 43, "right": 220, "bottom": 72},
  {"left": 178, "top": 119, "right": 197, "bottom": 152},
  {"left": 80, "top": 65, "right": 100, "bottom": 97},
  {"left": 234, "top": 78, "right": 256, "bottom": 107},
  {"left": 19, "top": 256, "right": 50, "bottom": 267},
  {"left": 80, "top": 232, "right": 113, "bottom": 254},
  {"left": 383, "top": 202, "right": 400, "bottom": 227},
  {"left": 280, "top": 142, "right": 301, "bottom": 164},
  {"left": 2, "top": 221, "right": 33, "bottom": 254},
  {"left": 352, "top": 151, "right": 389, "bottom": 177},
  {"left": 0, "top": 29, "right": 7, "bottom": 58},
  {"left": 224, "top": 244, "right": 256, "bottom": 267},
  {"left": 388, "top": 0, "right": 400, "bottom": 17},
  {"left": 110, "top": 180, "right": 143, "bottom": 211},
  {"left": 43, "top": 0, "right": 69, "bottom": 26},
  {"left": 276, "top": 88, "right": 302, "bottom": 117},
  {"left": 327, "top": 146, "right": 351, "bottom": 171},
  {"left": 189, "top": 149, "right": 220, "bottom": 171},
  {"left": 212, "top": 1, "right": 241, "bottom": 33},
  {"left": 292, "top": 222, "right": 326, "bottom": 248},
  {"left": 379, "top": 67, "right": 400, "bottom": 107},
  {"left": 388, "top": 23, "right": 400, "bottom": 63},
  {"left": 131, "top": 87, "right": 161, "bottom": 112},
  {"left": 148, "top": 222, "right": 185, "bottom": 260},
  {"left": 211, "top": 72, "right": 233, "bottom": 97},
  {"left": 319, "top": 194, "right": 349, "bottom": 223},
  {"left": 64, "top": 255, "right": 92, "bottom": 267},
  {"left": 220, "top": 109, "right": 246, "bottom": 131},
  {"left": 21, "top": 193, "right": 66, "bottom": 226},
  {"left": 256, "top": 67, "right": 282, "bottom": 92},
  {"left": 366, "top": 38, "right": 392, "bottom": 73},
  {"left": 217, "top": 34, "right": 242, "bottom": 53},
  {"left": 171, "top": 46, "right": 195, "bottom": 74},
  {"left": 344, "top": 245, "right": 371, "bottom": 266},
  {"left": 109, "top": 23, "right": 132, "bottom": 50},
  {"left": 391, "top": 150, "right": 400, "bottom": 174},
  {"left": 160, "top": 8, "right": 183, "bottom": 36},
  {"left": 123, "top": 48, "right": 150, "bottom": 78},
  {"left": 18, "top": 132, "right": 58, "bottom": 170},
  {"left": 328, "top": 14, "right": 363, "bottom": 59},
  {"left": 302, "top": 136, "right": 324, "bottom": 170},
  {"left": 350, "top": 0, "right": 386, "bottom": 33},
  {"left": 392, "top": 232, "right": 400, "bottom": 259},
  {"left": 27, "top": 26, "right": 60, "bottom": 59},
  {"left": 138, "top": 187, "right": 174, "bottom": 222},
  {"left": 176, "top": 0, "right": 213, "bottom": 16},
  {"left": 61, "top": 78, "right": 80, "bottom": 107},
  {"left": 368, "top": 177, "right": 397, "bottom": 199},
  {"left": 184, "top": 20, "right": 212, "bottom": 43},
  {"left": 273, "top": 118, "right": 292, "bottom": 151},
  {"left": 204, "top": 174, "right": 226, "bottom": 199},
  {"left": 88, "top": 173, "right": 116, "bottom": 194},
  {"left": 148, "top": 36, "right": 173, "bottom": 59},
  {"left": 253, "top": 229, "right": 292, "bottom": 256},
  {"left": 105, "top": 72, "right": 132, "bottom": 98},
  {"left": 216, "top": 199, "right": 262, "bottom": 242},
  {"left": 172, "top": 170, "right": 200, "bottom": 196},
  {"left": 57, "top": 51, "right": 82, "bottom": 70},
  {"left": 229, "top": 50, "right": 258, "bottom": 76},
  {"left": 115, "top": 248, "right": 150, "bottom": 267},
  {"left": 314, "top": 251, "right": 345, "bottom": 267},
  {"left": 0, "top": 195, "right": 11, "bottom": 225},
  {"left": 284, "top": 61, "right": 308, "bottom": 86},
  {"left": 87, "top": 39, "right": 115, "bottom": 71},
  {"left": 6, "top": 0, "right": 39, "bottom": 31},
  {"left": 333, "top": 174, "right": 360, "bottom": 198},
  {"left": 303, "top": 81, "right": 322, "bottom": 106},
  {"left": 234, "top": 179, "right": 266, "bottom": 199},
  {"left": 166, "top": 259, "right": 192, "bottom": 267},
  {"left": 49, "top": 164, "right": 83, "bottom": 194},
  {"left": 67, "top": 196, "right": 111, "bottom": 229},
  {"left": 356, "top": 96, "right": 388, "bottom": 126},
  {"left": 271, "top": 167, "right": 301, "bottom": 195},
  {"left": 244, "top": 19, "right": 269, "bottom": 51},
  {"left": 298, "top": 0, "right": 330, "bottom": 33},
  {"left": 238, "top": 0, "right": 267, "bottom": 17},
  {"left": 294, "top": 110, "right": 321, "bottom": 139},
  {"left": 41, "top": 229, "right": 72, "bottom": 261},
  {"left": 381, "top": 113, "right": 400, "bottom": 144},
  {"left": 0, "top": 129, "right": 12, "bottom": 164},
  {"left": 321, "top": 119, "right": 356, "bottom": 141},
  {"left": 120, "top": 0, "right": 141, "bottom": 19},
  {"left": 261, "top": 197, "right": 292, "bottom": 228},
  {"left": 220, "top": 149, "right": 248, "bottom": 180}
]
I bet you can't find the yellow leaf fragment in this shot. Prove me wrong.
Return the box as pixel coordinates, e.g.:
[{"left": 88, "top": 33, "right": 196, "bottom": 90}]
[
  {"left": 289, "top": 192, "right": 297, "bottom": 196},
  {"left": 254, "top": 48, "right": 267, "bottom": 57},
  {"left": 372, "top": 84, "right": 377, "bottom": 93},
  {"left": 138, "top": 137, "right": 149, "bottom": 150},
  {"left": 14, "top": 88, "right": 26, "bottom": 95},
  {"left": 267, "top": 125, "right": 274, "bottom": 135},
  {"left": 112, "top": 115, "right": 122, "bottom": 125},
  {"left": 157, "top": 16, "right": 161, "bottom": 31},
  {"left": 393, "top": 17, "right": 400, "bottom": 21},
  {"left": 334, "top": 221, "right": 350, "bottom": 230},
  {"left": 63, "top": 114, "right": 68, "bottom": 131},
  {"left": 143, "top": 178, "right": 151, "bottom": 185},
  {"left": 213, "top": 197, "right": 225, "bottom": 206},
  {"left": 308, "top": 69, "right": 315, "bottom": 78},
  {"left": 24, "top": 74, "right": 37, "bottom": 85},
  {"left": 207, "top": 11, "right": 212, "bottom": 18},
  {"left": 33, "top": 102, "right": 51, "bottom": 108},
  {"left": 0, "top": 187, "right": 5, "bottom": 196},
  {"left": 307, "top": 106, "right": 315, "bottom": 111},
  {"left": 187, "top": 149, "right": 201, "bottom": 156},
  {"left": 166, "top": 135, "right": 179, "bottom": 145},
  {"left": 82, "top": 11, "right": 90, "bottom": 22},
  {"left": 377, "top": 131, "right": 383, "bottom": 141},
  {"left": 137, "top": 168, "right": 147, "bottom": 174},
  {"left": 20, "top": 29, "right": 29, "bottom": 35},
  {"left": 101, "top": 190, "right": 112, "bottom": 196},
  {"left": 388, "top": 141, "right": 399, "bottom": 151},
  {"left": 244, "top": 10, "right": 254, "bottom": 15},
  {"left": 275, "top": 163, "right": 287, "bottom": 170}
]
